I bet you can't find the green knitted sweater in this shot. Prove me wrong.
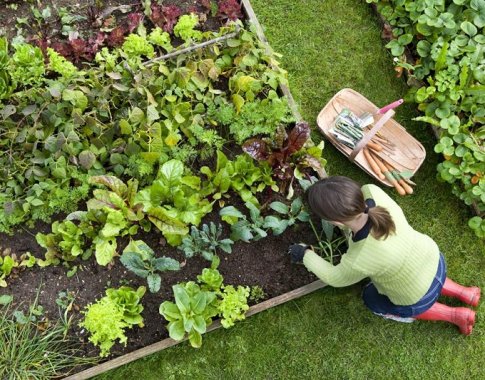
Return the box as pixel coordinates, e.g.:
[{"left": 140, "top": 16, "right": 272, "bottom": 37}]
[{"left": 303, "top": 184, "right": 440, "bottom": 306}]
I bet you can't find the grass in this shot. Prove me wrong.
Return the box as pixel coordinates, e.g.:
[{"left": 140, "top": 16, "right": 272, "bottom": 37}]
[{"left": 95, "top": 0, "right": 485, "bottom": 378}]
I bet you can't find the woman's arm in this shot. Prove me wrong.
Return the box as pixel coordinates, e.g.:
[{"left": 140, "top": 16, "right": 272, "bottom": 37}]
[{"left": 303, "top": 249, "right": 367, "bottom": 287}]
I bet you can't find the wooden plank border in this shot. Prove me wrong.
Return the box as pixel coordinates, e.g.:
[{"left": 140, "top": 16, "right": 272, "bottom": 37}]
[
  {"left": 64, "top": 280, "right": 326, "bottom": 379},
  {"left": 241, "top": 0, "right": 303, "bottom": 122}
]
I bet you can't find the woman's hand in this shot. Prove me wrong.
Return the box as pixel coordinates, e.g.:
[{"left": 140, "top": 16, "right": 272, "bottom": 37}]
[{"left": 288, "top": 243, "right": 310, "bottom": 264}]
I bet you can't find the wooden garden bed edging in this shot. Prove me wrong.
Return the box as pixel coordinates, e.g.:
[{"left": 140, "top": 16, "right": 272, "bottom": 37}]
[
  {"left": 63, "top": 280, "right": 327, "bottom": 380},
  {"left": 241, "top": 0, "right": 302, "bottom": 123}
]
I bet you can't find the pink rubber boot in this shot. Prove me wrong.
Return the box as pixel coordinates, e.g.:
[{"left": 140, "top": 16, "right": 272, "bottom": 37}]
[
  {"left": 441, "top": 278, "right": 481, "bottom": 307},
  {"left": 415, "top": 302, "right": 476, "bottom": 336}
]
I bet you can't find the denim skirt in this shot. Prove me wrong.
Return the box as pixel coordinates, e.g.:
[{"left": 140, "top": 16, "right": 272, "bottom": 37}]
[{"left": 362, "top": 253, "right": 446, "bottom": 318}]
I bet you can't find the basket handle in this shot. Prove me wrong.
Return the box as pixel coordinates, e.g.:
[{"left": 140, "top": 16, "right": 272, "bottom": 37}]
[{"left": 349, "top": 109, "right": 395, "bottom": 161}]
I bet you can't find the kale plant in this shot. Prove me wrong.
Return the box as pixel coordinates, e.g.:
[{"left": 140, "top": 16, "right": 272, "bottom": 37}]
[
  {"left": 179, "top": 222, "right": 234, "bottom": 262},
  {"left": 120, "top": 240, "right": 180, "bottom": 293}
]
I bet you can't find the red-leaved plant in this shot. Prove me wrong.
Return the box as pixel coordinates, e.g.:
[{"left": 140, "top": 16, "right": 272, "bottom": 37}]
[
  {"left": 242, "top": 122, "right": 310, "bottom": 182},
  {"left": 150, "top": 4, "right": 182, "bottom": 33},
  {"left": 217, "top": 0, "right": 243, "bottom": 21}
]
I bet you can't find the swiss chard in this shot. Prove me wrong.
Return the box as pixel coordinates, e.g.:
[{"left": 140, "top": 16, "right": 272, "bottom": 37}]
[{"left": 135, "top": 159, "right": 214, "bottom": 246}]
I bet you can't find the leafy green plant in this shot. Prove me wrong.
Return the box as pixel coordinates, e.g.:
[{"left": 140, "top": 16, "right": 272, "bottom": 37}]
[
  {"left": 160, "top": 258, "right": 250, "bottom": 347},
  {"left": 249, "top": 285, "right": 266, "bottom": 303},
  {"left": 80, "top": 286, "right": 145, "bottom": 357},
  {"left": 218, "top": 284, "right": 250, "bottom": 328},
  {"left": 0, "top": 252, "right": 35, "bottom": 287},
  {"left": 263, "top": 197, "right": 311, "bottom": 235},
  {"left": 197, "top": 257, "right": 224, "bottom": 291},
  {"left": 135, "top": 159, "right": 214, "bottom": 246},
  {"left": 35, "top": 220, "right": 86, "bottom": 265},
  {"left": 0, "top": 23, "right": 296, "bottom": 237},
  {"left": 370, "top": 0, "right": 485, "bottom": 237},
  {"left": 219, "top": 203, "right": 268, "bottom": 242},
  {"left": 159, "top": 281, "right": 219, "bottom": 348},
  {"left": 173, "top": 13, "right": 203, "bottom": 43},
  {"left": 201, "top": 150, "right": 278, "bottom": 206},
  {"left": 179, "top": 222, "right": 234, "bottom": 262},
  {"left": 120, "top": 240, "right": 180, "bottom": 293},
  {"left": 243, "top": 122, "right": 326, "bottom": 188}
]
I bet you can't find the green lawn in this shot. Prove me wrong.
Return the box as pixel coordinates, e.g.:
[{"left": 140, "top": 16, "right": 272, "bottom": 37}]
[{"left": 96, "top": 1, "right": 485, "bottom": 378}]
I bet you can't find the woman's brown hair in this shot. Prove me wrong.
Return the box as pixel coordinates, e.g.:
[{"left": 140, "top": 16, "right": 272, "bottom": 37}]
[{"left": 306, "top": 176, "right": 396, "bottom": 240}]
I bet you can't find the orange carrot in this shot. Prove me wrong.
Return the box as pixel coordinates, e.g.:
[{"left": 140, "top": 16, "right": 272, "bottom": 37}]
[
  {"left": 370, "top": 152, "right": 406, "bottom": 196},
  {"left": 363, "top": 148, "right": 385, "bottom": 181},
  {"left": 382, "top": 161, "right": 413, "bottom": 195},
  {"left": 366, "top": 141, "right": 383, "bottom": 152}
]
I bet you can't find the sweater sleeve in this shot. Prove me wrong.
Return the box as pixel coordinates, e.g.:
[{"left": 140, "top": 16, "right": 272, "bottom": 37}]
[{"left": 302, "top": 249, "right": 367, "bottom": 287}]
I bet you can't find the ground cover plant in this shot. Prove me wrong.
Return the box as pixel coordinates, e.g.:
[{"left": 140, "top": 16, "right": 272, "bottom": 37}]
[
  {"left": 0, "top": 0, "right": 333, "bottom": 375},
  {"left": 368, "top": 0, "right": 485, "bottom": 237},
  {"left": 96, "top": 0, "right": 484, "bottom": 378}
]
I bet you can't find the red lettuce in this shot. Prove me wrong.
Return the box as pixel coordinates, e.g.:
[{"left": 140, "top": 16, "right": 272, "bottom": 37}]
[
  {"left": 217, "top": 0, "right": 243, "bottom": 21},
  {"left": 243, "top": 122, "right": 310, "bottom": 181}
]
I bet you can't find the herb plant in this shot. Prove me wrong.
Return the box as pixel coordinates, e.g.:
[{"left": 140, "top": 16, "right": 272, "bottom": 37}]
[{"left": 0, "top": 300, "right": 97, "bottom": 379}]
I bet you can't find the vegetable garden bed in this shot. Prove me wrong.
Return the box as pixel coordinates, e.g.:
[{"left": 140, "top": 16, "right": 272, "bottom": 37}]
[{"left": 0, "top": 0, "right": 334, "bottom": 378}]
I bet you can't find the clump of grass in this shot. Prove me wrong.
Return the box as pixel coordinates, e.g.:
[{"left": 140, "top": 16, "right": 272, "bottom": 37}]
[{"left": 0, "top": 300, "right": 97, "bottom": 380}]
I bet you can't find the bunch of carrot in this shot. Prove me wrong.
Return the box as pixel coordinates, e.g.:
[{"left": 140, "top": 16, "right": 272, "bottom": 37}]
[{"left": 362, "top": 145, "right": 414, "bottom": 196}]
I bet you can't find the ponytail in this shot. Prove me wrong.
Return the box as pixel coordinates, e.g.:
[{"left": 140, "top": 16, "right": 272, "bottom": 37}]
[
  {"left": 367, "top": 206, "right": 395, "bottom": 240},
  {"left": 307, "top": 176, "right": 396, "bottom": 240}
]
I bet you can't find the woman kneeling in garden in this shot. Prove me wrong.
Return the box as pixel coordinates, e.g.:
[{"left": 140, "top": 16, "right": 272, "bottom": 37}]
[{"left": 289, "top": 176, "right": 480, "bottom": 335}]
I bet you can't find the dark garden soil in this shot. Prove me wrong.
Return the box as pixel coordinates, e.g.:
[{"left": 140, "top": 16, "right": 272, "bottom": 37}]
[
  {"left": 0, "top": 200, "right": 320, "bottom": 359},
  {"left": 0, "top": 0, "right": 329, "bottom": 367}
]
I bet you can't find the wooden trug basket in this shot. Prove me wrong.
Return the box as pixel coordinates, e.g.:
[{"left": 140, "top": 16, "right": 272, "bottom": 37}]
[{"left": 317, "top": 88, "right": 426, "bottom": 187}]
